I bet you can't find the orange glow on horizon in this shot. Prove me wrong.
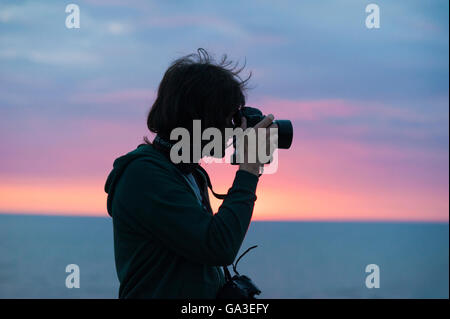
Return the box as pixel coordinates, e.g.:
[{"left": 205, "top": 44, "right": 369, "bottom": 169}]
[
  {"left": 0, "top": 177, "right": 107, "bottom": 216},
  {"left": 0, "top": 176, "right": 447, "bottom": 222}
]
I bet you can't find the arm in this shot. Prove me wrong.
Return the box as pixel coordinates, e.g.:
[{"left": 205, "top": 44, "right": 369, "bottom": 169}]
[{"left": 117, "top": 159, "right": 259, "bottom": 266}]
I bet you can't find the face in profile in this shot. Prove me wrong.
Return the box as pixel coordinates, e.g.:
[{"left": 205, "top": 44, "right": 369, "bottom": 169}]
[{"left": 204, "top": 107, "right": 241, "bottom": 160}]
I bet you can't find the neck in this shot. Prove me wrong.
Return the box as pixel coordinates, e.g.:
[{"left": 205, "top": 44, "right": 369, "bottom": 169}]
[{"left": 152, "top": 135, "right": 200, "bottom": 174}]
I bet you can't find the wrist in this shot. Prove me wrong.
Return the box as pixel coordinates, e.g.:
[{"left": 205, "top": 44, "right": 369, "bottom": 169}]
[{"left": 239, "top": 164, "right": 260, "bottom": 176}]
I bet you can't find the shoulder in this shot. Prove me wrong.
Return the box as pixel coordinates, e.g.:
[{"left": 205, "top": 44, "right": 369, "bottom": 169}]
[
  {"left": 123, "top": 145, "right": 183, "bottom": 188},
  {"left": 127, "top": 144, "right": 174, "bottom": 172}
]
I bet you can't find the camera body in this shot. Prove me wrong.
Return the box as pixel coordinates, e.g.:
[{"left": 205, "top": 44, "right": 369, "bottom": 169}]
[{"left": 216, "top": 274, "right": 261, "bottom": 299}]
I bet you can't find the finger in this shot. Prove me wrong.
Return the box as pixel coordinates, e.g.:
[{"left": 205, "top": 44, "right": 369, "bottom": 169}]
[
  {"left": 254, "top": 114, "right": 274, "bottom": 129},
  {"left": 266, "top": 126, "right": 278, "bottom": 138},
  {"left": 269, "top": 133, "right": 279, "bottom": 149}
]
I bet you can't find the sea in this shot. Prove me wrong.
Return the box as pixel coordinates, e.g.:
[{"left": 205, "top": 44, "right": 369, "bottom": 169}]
[{"left": 0, "top": 214, "right": 448, "bottom": 299}]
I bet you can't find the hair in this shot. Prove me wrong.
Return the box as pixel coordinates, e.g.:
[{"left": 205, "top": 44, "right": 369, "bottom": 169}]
[{"left": 144, "top": 48, "right": 251, "bottom": 143}]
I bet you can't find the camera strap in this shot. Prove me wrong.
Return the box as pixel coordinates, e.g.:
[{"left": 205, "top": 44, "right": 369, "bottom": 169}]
[
  {"left": 222, "top": 245, "right": 258, "bottom": 282},
  {"left": 194, "top": 165, "right": 227, "bottom": 200}
]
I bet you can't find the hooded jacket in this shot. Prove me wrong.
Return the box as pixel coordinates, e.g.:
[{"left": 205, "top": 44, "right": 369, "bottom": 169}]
[{"left": 104, "top": 143, "right": 259, "bottom": 298}]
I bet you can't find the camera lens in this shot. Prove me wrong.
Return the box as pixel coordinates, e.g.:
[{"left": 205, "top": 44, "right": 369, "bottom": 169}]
[{"left": 274, "top": 119, "right": 293, "bottom": 149}]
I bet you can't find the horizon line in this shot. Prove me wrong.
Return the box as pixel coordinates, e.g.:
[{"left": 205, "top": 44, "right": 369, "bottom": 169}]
[{"left": 0, "top": 211, "right": 448, "bottom": 224}]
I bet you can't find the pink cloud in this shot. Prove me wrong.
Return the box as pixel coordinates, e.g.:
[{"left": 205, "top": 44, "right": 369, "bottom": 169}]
[
  {"left": 258, "top": 98, "right": 361, "bottom": 120},
  {"left": 254, "top": 97, "right": 439, "bottom": 123}
]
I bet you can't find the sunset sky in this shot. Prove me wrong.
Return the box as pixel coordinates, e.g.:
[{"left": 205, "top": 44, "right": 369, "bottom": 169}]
[{"left": 0, "top": 0, "right": 448, "bottom": 221}]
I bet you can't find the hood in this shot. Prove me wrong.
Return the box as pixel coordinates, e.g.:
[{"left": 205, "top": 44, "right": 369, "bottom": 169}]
[{"left": 104, "top": 143, "right": 154, "bottom": 216}]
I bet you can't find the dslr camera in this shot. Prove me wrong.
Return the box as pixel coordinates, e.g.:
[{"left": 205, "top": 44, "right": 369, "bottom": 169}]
[{"left": 231, "top": 106, "right": 293, "bottom": 164}]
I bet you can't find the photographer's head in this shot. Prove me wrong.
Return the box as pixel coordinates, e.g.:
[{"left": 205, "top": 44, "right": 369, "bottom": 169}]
[{"left": 145, "top": 48, "right": 250, "bottom": 161}]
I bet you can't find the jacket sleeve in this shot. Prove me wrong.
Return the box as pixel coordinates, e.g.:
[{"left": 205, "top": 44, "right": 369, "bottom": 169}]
[{"left": 115, "top": 159, "right": 259, "bottom": 266}]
